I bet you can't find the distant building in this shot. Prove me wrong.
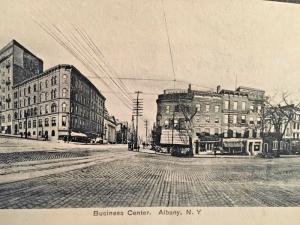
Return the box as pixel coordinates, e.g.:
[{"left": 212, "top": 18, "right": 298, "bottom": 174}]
[
  {"left": 155, "top": 84, "right": 265, "bottom": 155},
  {"left": 104, "top": 114, "right": 117, "bottom": 144},
  {"left": 116, "top": 121, "right": 128, "bottom": 144},
  {"left": 0, "top": 40, "right": 106, "bottom": 141}
]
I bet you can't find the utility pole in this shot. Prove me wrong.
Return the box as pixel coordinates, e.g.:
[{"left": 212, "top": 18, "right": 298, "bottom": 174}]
[
  {"left": 144, "top": 119, "right": 148, "bottom": 145},
  {"left": 132, "top": 91, "right": 143, "bottom": 151}
]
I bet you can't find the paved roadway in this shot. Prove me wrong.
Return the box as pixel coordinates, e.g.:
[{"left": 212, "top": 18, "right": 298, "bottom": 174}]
[{"left": 0, "top": 136, "right": 299, "bottom": 208}]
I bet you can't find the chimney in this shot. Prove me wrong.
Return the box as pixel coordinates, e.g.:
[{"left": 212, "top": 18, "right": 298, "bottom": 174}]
[
  {"left": 217, "top": 85, "right": 221, "bottom": 93},
  {"left": 188, "top": 84, "right": 192, "bottom": 91}
]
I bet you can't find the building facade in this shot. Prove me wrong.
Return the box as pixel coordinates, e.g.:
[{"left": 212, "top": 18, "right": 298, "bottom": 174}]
[
  {"left": 155, "top": 84, "right": 265, "bottom": 155},
  {"left": 0, "top": 40, "right": 106, "bottom": 141}
]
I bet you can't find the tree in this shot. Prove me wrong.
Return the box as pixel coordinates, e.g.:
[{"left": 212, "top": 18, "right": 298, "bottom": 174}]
[
  {"left": 263, "top": 93, "right": 300, "bottom": 157},
  {"left": 178, "top": 101, "right": 198, "bottom": 157}
]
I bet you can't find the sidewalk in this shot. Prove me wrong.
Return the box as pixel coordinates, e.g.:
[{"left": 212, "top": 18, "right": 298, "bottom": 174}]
[{"left": 0, "top": 135, "right": 127, "bottom": 153}]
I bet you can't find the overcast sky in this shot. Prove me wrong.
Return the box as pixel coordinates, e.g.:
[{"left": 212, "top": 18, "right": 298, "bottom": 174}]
[{"left": 1, "top": 0, "right": 300, "bottom": 137}]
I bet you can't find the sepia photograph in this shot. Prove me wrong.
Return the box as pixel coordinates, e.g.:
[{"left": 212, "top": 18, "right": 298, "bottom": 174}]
[{"left": 0, "top": 0, "right": 299, "bottom": 224}]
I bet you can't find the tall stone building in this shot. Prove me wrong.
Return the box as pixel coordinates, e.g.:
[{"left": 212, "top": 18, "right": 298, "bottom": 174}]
[
  {"left": 155, "top": 84, "right": 265, "bottom": 155},
  {"left": 0, "top": 40, "right": 105, "bottom": 141}
]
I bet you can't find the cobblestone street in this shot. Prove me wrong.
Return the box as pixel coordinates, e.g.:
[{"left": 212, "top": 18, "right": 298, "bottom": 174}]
[{"left": 0, "top": 137, "right": 299, "bottom": 208}]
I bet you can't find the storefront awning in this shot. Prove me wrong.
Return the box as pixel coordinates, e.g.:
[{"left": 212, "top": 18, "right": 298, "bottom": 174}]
[
  {"left": 223, "top": 141, "right": 243, "bottom": 148},
  {"left": 59, "top": 131, "right": 87, "bottom": 137}
]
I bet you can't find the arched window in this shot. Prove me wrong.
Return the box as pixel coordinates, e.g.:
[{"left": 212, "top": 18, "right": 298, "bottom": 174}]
[
  {"left": 62, "top": 102, "right": 67, "bottom": 112},
  {"left": 53, "top": 89, "right": 57, "bottom": 98},
  {"left": 62, "top": 88, "right": 67, "bottom": 98},
  {"left": 33, "top": 95, "right": 36, "bottom": 103},
  {"left": 51, "top": 103, "right": 57, "bottom": 113},
  {"left": 14, "top": 112, "right": 18, "bottom": 119},
  {"left": 28, "top": 97, "right": 31, "bottom": 105},
  {"left": 51, "top": 130, "right": 55, "bottom": 136},
  {"left": 28, "top": 86, "right": 31, "bottom": 94},
  {"left": 33, "top": 84, "right": 37, "bottom": 92}
]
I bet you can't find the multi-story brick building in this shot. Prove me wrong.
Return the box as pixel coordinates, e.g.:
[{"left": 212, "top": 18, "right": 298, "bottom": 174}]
[
  {"left": 155, "top": 84, "right": 265, "bottom": 155},
  {"left": 0, "top": 40, "right": 105, "bottom": 141}
]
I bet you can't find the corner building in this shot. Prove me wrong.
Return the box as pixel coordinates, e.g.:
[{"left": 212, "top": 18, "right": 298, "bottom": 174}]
[
  {"left": 155, "top": 85, "right": 265, "bottom": 155},
  {"left": 0, "top": 40, "right": 105, "bottom": 140}
]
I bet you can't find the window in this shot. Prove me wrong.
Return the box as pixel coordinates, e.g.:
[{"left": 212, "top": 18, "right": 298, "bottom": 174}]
[
  {"left": 51, "top": 130, "right": 55, "bottom": 136},
  {"left": 224, "top": 114, "right": 229, "bottom": 123},
  {"left": 51, "top": 117, "right": 56, "bottom": 126},
  {"left": 224, "top": 100, "right": 229, "bottom": 110},
  {"left": 62, "top": 116, "right": 67, "bottom": 126},
  {"left": 19, "top": 122, "right": 22, "bottom": 129},
  {"left": 45, "top": 92, "right": 48, "bottom": 101},
  {"left": 272, "top": 141, "right": 278, "bottom": 150},
  {"left": 233, "top": 101, "right": 238, "bottom": 110},
  {"left": 62, "top": 88, "right": 67, "bottom": 98},
  {"left": 249, "top": 117, "right": 254, "bottom": 125},
  {"left": 45, "top": 105, "right": 49, "bottom": 113},
  {"left": 166, "top": 105, "right": 170, "bottom": 114},
  {"left": 33, "top": 95, "right": 36, "bottom": 103},
  {"left": 214, "top": 118, "right": 219, "bottom": 123},
  {"left": 33, "top": 120, "right": 36, "bottom": 128},
  {"left": 28, "top": 86, "right": 31, "bottom": 94},
  {"left": 51, "top": 103, "right": 57, "bottom": 113},
  {"left": 28, "top": 97, "right": 31, "bottom": 105},
  {"left": 34, "top": 84, "right": 37, "bottom": 92},
  {"left": 257, "top": 105, "right": 261, "bottom": 113},
  {"left": 250, "top": 105, "right": 254, "bottom": 112},
  {"left": 40, "top": 106, "right": 43, "bottom": 115},
  {"left": 257, "top": 117, "right": 261, "bottom": 125},
  {"left": 8, "top": 114, "right": 11, "bottom": 122},
  {"left": 205, "top": 104, "right": 210, "bottom": 112},
  {"left": 53, "top": 89, "right": 56, "bottom": 98},
  {"left": 40, "top": 82, "right": 43, "bottom": 90},
  {"left": 215, "top": 105, "right": 219, "bottom": 113},
  {"left": 62, "top": 102, "right": 67, "bottom": 112},
  {"left": 232, "top": 115, "right": 237, "bottom": 124},
  {"left": 164, "top": 120, "right": 169, "bottom": 129},
  {"left": 224, "top": 129, "right": 228, "bottom": 137},
  {"left": 45, "top": 80, "right": 48, "bottom": 88},
  {"left": 174, "top": 119, "right": 179, "bottom": 129},
  {"left": 205, "top": 116, "right": 210, "bottom": 123},
  {"left": 242, "top": 101, "right": 246, "bottom": 111},
  {"left": 241, "top": 115, "right": 246, "bottom": 124},
  {"left": 45, "top": 118, "right": 49, "bottom": 127},
  {"left": 38, "top": 119, "right": 43, "bottom": 127},
  {"left": 34, "top": 107, "right": 38, "bottom": 116},
  {"left": 28, "top": 120, "right": 31, "bottom": 128},
  {"left": 14, "top": 112, "right": 18, "bottom": 119},
  {"left": 63, "top": 74, "right": 67, "bottom": 83},
  {"left": 196, "top": 104, "right": 200, "bottom": 112}
]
